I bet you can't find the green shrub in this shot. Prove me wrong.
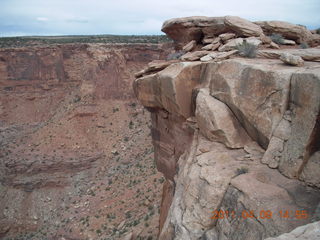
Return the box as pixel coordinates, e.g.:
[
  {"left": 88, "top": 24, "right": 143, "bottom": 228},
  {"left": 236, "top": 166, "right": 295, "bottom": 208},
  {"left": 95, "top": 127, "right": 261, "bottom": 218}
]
[
  {"left": 316, "top": 28, "right": 320, "bottom": 34},
  {"left": 167, "top": 50, "right": 185, "bottom": 60},
  {"left": 270, "top": 33, "right": 285, "bottom": 44},
  {"left": 235, "top": 40, "right": 257, "bottom": 58},
  {"left": 300, "top": 42, "right": 309, "bottom": 49},
  {"left": 235, "top": 167, "right": 249, "bottom": 176}
]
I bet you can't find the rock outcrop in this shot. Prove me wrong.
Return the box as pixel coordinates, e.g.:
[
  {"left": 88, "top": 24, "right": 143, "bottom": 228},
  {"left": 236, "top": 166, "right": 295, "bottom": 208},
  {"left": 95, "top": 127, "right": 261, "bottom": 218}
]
[
  {"left": 255, "top": 21, "right": 314, "bottom": 44},
  {"left": 134, "top": 16, "right": 320, "bottom": 240},
  {"left": 161, "top": 15, "right": 319, "bottom": 49}
]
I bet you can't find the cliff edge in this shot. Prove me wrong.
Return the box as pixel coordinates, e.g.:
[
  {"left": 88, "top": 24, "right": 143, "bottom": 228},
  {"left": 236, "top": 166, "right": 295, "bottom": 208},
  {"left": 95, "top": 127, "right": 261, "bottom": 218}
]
[{"left": 133, "top": 16, "right": 320, "bottom": 240}]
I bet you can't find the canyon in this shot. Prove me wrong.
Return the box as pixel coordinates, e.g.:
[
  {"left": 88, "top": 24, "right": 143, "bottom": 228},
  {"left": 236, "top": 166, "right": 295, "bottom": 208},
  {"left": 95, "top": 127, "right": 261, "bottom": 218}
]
[
  {"left": 0, "top": 42, "right": 171, "bottom": 239},
  {"left": 1, "top": 15, "right": 320, "bottom": 240}
]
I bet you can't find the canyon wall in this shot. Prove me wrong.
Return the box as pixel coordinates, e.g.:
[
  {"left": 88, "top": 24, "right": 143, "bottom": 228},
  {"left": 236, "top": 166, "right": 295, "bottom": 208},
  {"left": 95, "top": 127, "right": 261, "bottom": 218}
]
[
  {"left": 134, "top": 16, "right": 320, "bottom": 240},
  {"left": 0, "top": 43, "right": 171, "bottom": 239}
]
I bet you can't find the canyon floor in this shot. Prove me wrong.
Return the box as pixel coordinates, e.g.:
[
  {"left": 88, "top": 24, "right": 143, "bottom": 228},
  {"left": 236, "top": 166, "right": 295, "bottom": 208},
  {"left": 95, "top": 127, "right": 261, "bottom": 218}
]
[{"left": 0, "top": 42, "right": 170, "bottom": 240}]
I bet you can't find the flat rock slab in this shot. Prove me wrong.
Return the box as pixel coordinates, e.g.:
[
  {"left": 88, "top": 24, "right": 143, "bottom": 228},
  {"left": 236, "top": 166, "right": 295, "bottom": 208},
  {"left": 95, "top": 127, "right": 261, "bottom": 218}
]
[{"left": 257, "top": 48, "right": 320, "bottom": 61}]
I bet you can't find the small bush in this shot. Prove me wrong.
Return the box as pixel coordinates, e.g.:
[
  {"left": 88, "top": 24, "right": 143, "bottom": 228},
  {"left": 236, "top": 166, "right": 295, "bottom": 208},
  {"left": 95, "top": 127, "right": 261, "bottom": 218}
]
[
  {"left": 300, "top": 42, "right": 309, "bottom": 49},
  {"left": 112, "top": 107, "right": 119, "bottom": 113},
  {"left": 235, "top": 167, "right": 249, "bottom": 176},
  {"left": 167, "top": 50, "right": 185, "bottom": 60},
  {"left": 316, "top": 28, "right": 320, "bottom": 34},
  {"left": 235, "top": 40, "right": 257, "bottom": 58},
  {"left": 270, "top": 33, "right": 285, "bottom": 44},
  {"left": 125, "top": 211, "right": 132, "bottom": 219}
]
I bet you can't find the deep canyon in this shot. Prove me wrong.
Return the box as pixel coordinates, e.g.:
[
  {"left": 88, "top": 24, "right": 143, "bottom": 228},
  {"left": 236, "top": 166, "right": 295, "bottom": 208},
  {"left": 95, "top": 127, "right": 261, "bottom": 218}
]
[{"left": 0, "top": 42, "right": 171, "bottom": 240}]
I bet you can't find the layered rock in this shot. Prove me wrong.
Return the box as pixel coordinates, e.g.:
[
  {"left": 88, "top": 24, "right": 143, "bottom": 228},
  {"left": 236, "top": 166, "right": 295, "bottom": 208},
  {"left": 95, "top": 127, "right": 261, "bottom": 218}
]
[
  {"left": 161, "top": 15, "right": 317, "bottom": 49},
  {"left": 162, "top": 16, "right": 263, "bottom": 49},
  {"left": 134, "top": 17, "right": 320, "bottom": 239},
  {"left": 255, "top": 20, "right": 314, "bottom": 44}
]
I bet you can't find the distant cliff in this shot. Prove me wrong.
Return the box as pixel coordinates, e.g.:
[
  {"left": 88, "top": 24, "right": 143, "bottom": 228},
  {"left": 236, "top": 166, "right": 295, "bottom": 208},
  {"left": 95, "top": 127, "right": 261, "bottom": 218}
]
[
  {"left": 0, "top": 42, "right": 170, "bottom": 239},
  {"left": 134, "top": 16, "right": 320, "bottom": 240}
]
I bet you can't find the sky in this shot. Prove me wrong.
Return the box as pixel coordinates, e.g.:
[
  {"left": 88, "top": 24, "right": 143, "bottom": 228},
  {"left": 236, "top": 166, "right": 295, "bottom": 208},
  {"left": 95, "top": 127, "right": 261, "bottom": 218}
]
[{"left": 0, "top": 0, "right": 319, "bottom": 37}]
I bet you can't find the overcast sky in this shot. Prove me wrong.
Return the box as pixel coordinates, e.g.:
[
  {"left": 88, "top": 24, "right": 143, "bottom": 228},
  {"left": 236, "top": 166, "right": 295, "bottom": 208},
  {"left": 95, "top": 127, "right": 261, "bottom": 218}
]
[{"left": 1, "top": 0, "right": 319, "bottom": 37}]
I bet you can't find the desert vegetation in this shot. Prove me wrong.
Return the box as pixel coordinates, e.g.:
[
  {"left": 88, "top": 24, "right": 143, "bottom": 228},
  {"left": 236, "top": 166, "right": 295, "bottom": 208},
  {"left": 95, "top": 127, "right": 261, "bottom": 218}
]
[
  {"left": 0, "top": 35, "right": 171, "bottom": 48},
  {"left": 235, "top": 40, "right": 257, "bottom": 58},
  {"left": 269, "top": 33, "right": 285, "bottom": 45}
]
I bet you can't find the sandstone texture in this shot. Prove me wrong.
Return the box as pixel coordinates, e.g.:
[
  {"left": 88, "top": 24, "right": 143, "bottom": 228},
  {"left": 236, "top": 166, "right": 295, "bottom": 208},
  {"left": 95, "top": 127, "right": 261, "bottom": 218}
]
[
  {"left": 255, "top": 20, "right": 314, "bottom": 44},
  {"left": 280, "top": 53, "right": 304, "bottom": 66},
  {"left": 134, "top": 15, "right": 320, "bottom": 240},
  {"left": 264, "top": 221, "right": 320, "bottom": 240},
  {"left": 161, "top": 15, "right": 318, "bottom": 49}
]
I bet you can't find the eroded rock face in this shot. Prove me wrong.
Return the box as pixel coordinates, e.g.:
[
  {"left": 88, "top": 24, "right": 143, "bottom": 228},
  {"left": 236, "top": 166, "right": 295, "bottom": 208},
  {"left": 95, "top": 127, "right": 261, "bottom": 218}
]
[
  {"left": 134, "top": 62, "right": 203, "bottom": 118},
  {"left": 280, "top": 68, "right": 320, "bottom": 183},
  {"left": 195, "top": 89, "right": 251, "bottom": 148},
  {"left": 134, "top": 55, "right": 320, "bottom": 240},
  {"left": 134, "top": 15, "right": 320, "bottom": 240},
  {"left": 208, "top": 59, "right": 292, "bottom": 148}
]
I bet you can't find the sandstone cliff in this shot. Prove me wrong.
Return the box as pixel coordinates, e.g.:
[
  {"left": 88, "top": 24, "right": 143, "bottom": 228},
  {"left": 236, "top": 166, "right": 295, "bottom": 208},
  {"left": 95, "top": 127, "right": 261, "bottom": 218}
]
[
  {"left": 0, "top": 43, "right": 171, "bottom": 239},
  {"left": 134, "top": 16, "right": 320, "bottom": 240}
]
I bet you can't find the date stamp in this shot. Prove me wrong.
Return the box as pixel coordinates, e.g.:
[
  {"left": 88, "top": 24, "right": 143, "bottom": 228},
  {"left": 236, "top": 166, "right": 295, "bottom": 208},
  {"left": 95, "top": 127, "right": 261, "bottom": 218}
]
[{"left": 211, "top": 209, "right": 309, "bottom": 220}]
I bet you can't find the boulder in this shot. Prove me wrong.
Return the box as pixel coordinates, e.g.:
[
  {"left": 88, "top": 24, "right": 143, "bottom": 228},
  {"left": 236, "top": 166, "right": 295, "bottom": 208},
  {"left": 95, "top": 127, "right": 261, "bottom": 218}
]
[
  {"left": 219, "top": 32, "right": 236, "bottom": 42},
  {"left": 219, "top": 37, "right": 261, "bottom": 52},
  {"left": 212, "top": 50, "right": 238, "bottom": 61},
  {"left": 203, "top": 37, "right": 220, "bottom": 44},
  {"left": 195, "top": 89, "right": 251, "bottom": 148},
  {"left": 279, "top": 53, "right": 304, "bottom": 66},
  {"left": 183, "top": 40, "right": 197, "bottom": 52},
  {"left": 201, "top": 42, "right": 220, "bottom": 51},
  {"left": 260, "top": 34, "right": 272, "bottom": 44},
  {"left": 255, "top": 20, "right": 314, "bottom": 43},
  {"left": 225, "top": 16, "right": 264, "bottom": 37},
  {"left": 201, "top": 50, "right": 238, "bottom": 62},
  {"left": 246, "top": 36, "right": 263, "bottom": 46},
  {"left": 180, "top": 51, "right": 210, "bottom": 61},
  {"left": 218, "top": 38, "right": 244, "bottom": 51},
  {"left": 282, "top": 39, "right": 296, "bottom": 45}
]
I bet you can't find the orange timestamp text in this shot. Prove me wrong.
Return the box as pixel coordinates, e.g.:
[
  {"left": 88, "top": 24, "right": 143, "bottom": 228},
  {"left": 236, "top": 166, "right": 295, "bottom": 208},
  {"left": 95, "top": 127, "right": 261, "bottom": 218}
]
[{"left": 211, "top": 209, "right": 309, "bottom": 220}]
